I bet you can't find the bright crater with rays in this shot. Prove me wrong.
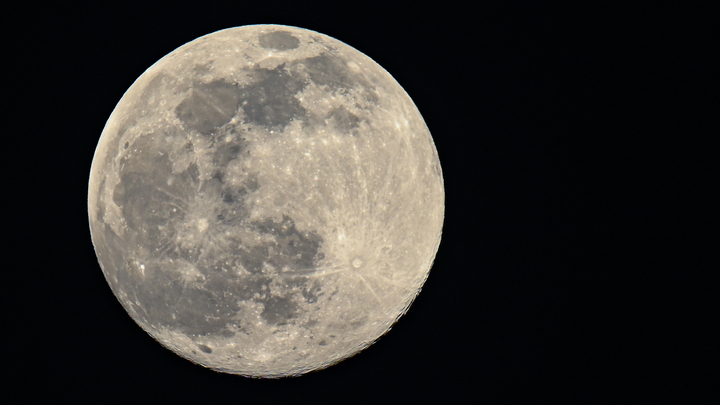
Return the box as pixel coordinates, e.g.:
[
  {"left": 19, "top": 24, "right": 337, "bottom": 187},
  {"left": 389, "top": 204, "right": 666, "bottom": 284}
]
[{"left": 88, "top": 25, "right": 444, "bottom": 377}]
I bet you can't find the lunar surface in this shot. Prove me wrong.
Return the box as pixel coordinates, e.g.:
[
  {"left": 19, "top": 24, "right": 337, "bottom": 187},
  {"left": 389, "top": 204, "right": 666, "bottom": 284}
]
[{"left": 88, "top": 25, "right": 444, "bottom": 377}]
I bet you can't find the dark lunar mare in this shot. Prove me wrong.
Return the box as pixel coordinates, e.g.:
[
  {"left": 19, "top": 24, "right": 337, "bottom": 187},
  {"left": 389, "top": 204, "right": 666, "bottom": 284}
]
[
  {"left": 235, "top": 63, "right": 307, "bottom": 130},
  {"left": 101, "top": 131, "right": 326, "bottom": 338},
  {"left": 258, "top": 31, "right": 300, "bottom": 51},
  {"left": 175, "top": 81, "right": 241, "bottom": 136},
  {"left": 174, "top": 53, "right": 377, "bottom": 137}
]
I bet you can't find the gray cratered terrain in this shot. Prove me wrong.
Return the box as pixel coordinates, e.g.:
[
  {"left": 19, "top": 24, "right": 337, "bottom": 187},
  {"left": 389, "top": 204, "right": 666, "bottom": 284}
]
[{"left": 88, "top": 25, "right": 444, "bottom": 377}]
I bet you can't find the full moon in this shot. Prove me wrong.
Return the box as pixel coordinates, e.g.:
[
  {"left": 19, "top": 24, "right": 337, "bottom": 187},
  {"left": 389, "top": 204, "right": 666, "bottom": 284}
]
[{"left": 88, "top": 25, "right": 444, "bottom": 377}]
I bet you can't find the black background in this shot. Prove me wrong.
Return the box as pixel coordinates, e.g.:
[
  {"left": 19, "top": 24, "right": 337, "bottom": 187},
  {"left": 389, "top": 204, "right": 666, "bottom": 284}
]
[{"left": 6, "top": 1, "right": 714, "bottom": 403}]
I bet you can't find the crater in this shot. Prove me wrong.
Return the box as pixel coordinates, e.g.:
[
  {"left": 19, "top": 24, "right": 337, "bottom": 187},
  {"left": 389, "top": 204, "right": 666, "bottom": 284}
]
[{"left": 259, "top": 31, "right": 300, "bottom": 51}]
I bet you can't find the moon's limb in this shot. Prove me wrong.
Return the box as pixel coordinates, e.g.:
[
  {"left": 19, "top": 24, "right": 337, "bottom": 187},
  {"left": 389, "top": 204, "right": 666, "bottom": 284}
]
[{"left": 88, "top": 25, "right": 444, "bottom": 377}]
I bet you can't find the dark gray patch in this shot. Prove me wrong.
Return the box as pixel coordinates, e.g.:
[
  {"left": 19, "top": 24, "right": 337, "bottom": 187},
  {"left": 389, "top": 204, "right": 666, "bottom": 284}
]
[
  {"left": 215, "top": 203, "right": 247, "bottom": 227},
  {"left": 113, "top": 181, "right": 177, "bottom": 252},
  {"left": 328, "top": 106, "right": 360, "bottom": 134},
  {"left": 279, "top": 275, "right": 309, "bottom": 290},
  {"left": 116, "top": 121, "right": 136, "bottom": 146},
  {"left": 129, "top": 267, "right": 242, "bottom": 336},
  {"left": 193, "top": 63, "right": 213, "bottom": 75},
  {"left": 350, "top": 318, "right": 367, "bottom": 329},
  {"left": 220, "top": 186, "right": 248, "bottom": 205},
  {"left": 96, "top": 221, "right": 129, "bottom": 295},
  {"left": 237, "top": 64, "right": 306, "bottom": 130},
  {"left": 176, "top": 80, "right": 240, "bottom": 135},
  {"left": 239, "top": 244, "right": 270, "bottom": 274},
  {"left": 294, "top": 53, "right": 378, "bottom": 105},
  {"left": 138, "top": 73, "right": 167, "bottom": 108},
  {"left": 212, "top": 135, "right": 248, "bottom": 167},
  {"left": 121, "top": 255, "right": 274, "bottom": 337},
  {"left": 202, "top": 260, "right": 271, "bottom": 300},
  {"left": 233, "top": 275, "right": 272, "bottom": 301},
  {"left": 244, "top": 173, "right": 260, "bottom": 192},
  {"left": 259, "top": 31, "right": 300, "bottom": 51},
  {"left": 105, "top": 129, "right": 330, "bottom": 336},
  {"left": 302, "top": 280, "right": 322, "bottom": 304},
  {"left": 113, "top": 175, "right": 171, "bottom": 246},
  {"left": 252, "top": 215, "right": 324, "bottom": 272},
  {"left": 318, "top": 340, "right": 327, "bottom": 346},
  {"left": 197, "top": 344, "right": 212, "bottom": 354},
  {"left": 260, "top": 295, "right": 298, "bottom": 325},
  {"left": 299, "top": 54, "right": 352, "bottom": 91},
  {"left": 114, "top": 143, "right": 200, "bottom": 252},
  {"left": 238, "top": 214, "right": 325, "bottom": 275}
]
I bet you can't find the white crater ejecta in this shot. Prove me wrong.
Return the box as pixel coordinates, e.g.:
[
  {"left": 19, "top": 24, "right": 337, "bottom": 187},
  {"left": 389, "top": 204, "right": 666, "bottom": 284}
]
[{"left": 88, "top": 24, "right": 444, "bottom": 377}]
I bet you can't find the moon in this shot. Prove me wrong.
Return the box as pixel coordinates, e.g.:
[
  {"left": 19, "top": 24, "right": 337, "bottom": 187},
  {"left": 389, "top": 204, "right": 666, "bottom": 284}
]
[{"left": 88, "top": 25, "right": 444, "bottom": 377}]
